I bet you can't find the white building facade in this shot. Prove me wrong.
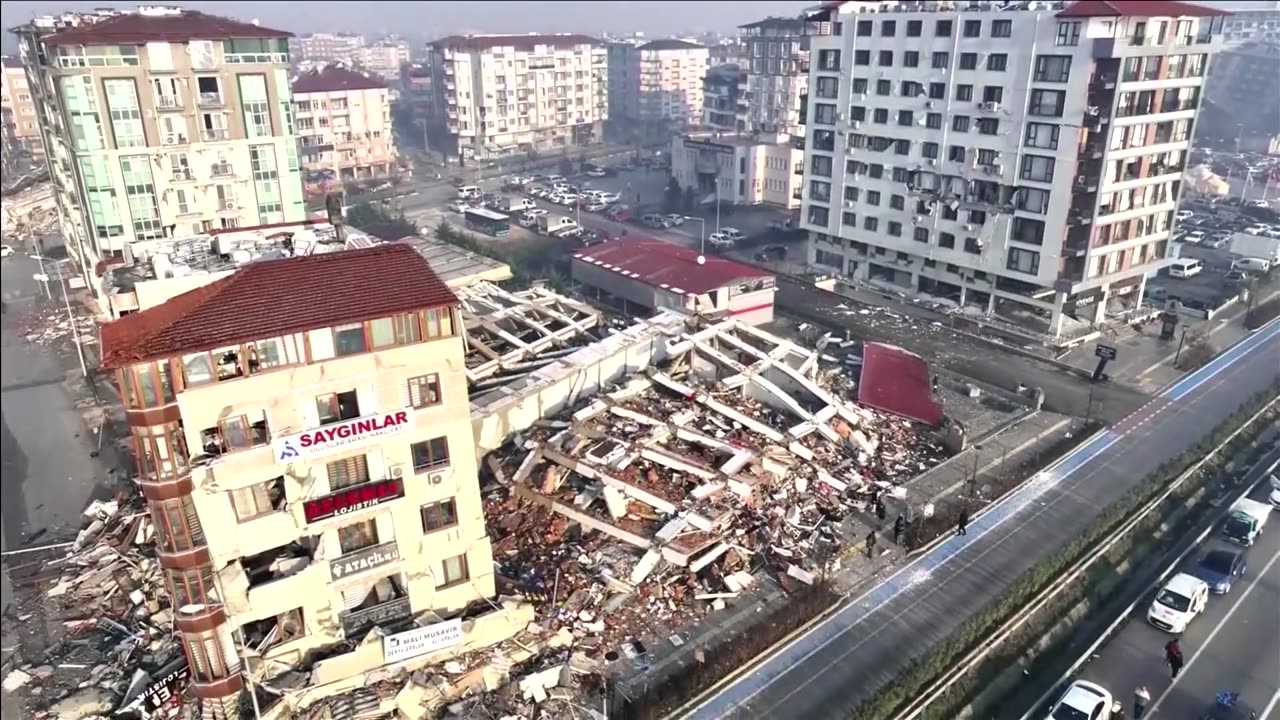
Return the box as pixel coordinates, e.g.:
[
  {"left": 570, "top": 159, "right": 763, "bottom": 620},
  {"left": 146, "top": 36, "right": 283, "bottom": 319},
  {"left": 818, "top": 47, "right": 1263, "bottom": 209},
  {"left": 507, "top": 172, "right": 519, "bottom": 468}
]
[
  {"left": 636, "top": 40, "right": 710, "bottom": 127},
  {"left": 801, "top": 0, "right": 1223, "bottom": 340}
]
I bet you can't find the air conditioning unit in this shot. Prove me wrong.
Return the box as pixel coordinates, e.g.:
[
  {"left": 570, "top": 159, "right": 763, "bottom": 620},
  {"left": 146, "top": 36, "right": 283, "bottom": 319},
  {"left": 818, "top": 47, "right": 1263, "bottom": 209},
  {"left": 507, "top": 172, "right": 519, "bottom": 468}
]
[
  {"left": 390, "top": 467, "right": 404, "bottom": 479},
  {"left": 852, "top": 120, "right": 862, "bottom": 129},
  {"left": 428, "top": 472, "right": 445, "bottom": 486},
  {"left": 845, "top": 200, "right": 856, "bottom": 208},
  {"left": 927, "top": 158, "right": 938, "bottom": 166},
  {"left": 222, "top": 202, "right": 237, "bottom": 211},
  {"left": 924, "top": 100, "right": 935, "bottom": 109},
  {"left": 964, "top": 223, "right": 976, "bottom": 231},
  {"left": 981, "top": 101, "right": 1001, "bottom": 113}
]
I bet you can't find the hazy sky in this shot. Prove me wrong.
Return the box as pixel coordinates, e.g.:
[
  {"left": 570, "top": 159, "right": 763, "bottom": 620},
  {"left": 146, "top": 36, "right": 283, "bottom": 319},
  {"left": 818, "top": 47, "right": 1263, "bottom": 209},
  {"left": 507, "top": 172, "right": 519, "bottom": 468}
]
[{"left": 0, "top": 0, "right": 816, "bottom": 39}]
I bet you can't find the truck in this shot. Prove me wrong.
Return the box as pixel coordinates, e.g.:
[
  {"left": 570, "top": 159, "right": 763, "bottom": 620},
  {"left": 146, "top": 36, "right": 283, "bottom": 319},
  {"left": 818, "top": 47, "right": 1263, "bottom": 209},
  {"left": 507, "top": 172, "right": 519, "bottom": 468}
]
[
  {"left": 1228, "top": 232, "right": 1280, "bottom": 265},
  {"left": 1221, "top": 497, "right": 1271, "bottom": 546},
  {"left": 495, "top": 196, "right": 536, "bottom": 214},
  {"left": 536, "top": 214, "right": 578, "bottom": 237}
]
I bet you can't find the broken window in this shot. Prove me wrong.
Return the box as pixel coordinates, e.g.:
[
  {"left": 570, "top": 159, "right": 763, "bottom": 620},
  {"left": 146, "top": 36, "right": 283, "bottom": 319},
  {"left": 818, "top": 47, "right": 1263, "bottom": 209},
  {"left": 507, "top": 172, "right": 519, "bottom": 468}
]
[
  {"left": 240, "top": 608, "right": 305, "bottom": 653},
  {"left": 411, "top": 437, "right": 450, "bottom": 473},
  {"left": 132, "top": 421, "right": 189, "bottom": 482},
  {"left": 407, "top": 374, "right": 442, "bottom": 409},
  {"left": 420, "top": 498, "right": 458, "bottom": 532},
  {"left": 437, "top": 553, "right": 469, "bottom": 589},
  {"left": 120, "top": 360, "right": 175, "bottom": 408},
  {"left": 341, "top": 573, "right": 407, "bottom": 611},
  {"left": 200, "top": 410, "right": 269, "bottom": 455},
  {"left": 247, "top": 336, "right": 297, "bottom": 372},
  {"left": 229, "top": 476, "right": 286, "bottom": 521},
  {"left": 184, "top": 626, "right": 239, "bottom": 683},
  {"left": 212, "top": 346, "right": 245, "bottom": 381},
  {"left": 326, "top": 454, "right": 369, "bottom": 490},
  {"left": 316, "top": 389, "right": 360, "bottom": 425},
  {"left": 167, "top": 565, "right": 218, "bottom": 609},
  {"left": 337, "top": 518, "right": 380, "bottom": 554},
  {"left": 151, "top": 495, "right": 205, "bottom": 553},
  {"left": 241, "top": 539, "right": 317, "bottom": 589}
]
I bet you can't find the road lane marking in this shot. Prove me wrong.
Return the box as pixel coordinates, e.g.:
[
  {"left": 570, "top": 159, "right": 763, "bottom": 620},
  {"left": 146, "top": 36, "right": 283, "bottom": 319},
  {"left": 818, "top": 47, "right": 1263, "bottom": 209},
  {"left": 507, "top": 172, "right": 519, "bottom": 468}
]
[
  {"left": 1262, "top": 686, "right": 1280, "bottom": 720},
  {"left": 1145, "top": 543, "right": 1280, "bottom": 717}
]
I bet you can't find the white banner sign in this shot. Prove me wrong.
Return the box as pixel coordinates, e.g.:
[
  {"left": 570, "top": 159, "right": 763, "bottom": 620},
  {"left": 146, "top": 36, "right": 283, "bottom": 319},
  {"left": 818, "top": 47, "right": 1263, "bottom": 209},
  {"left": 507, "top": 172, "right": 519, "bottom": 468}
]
[
  {"left": 383, "top": 619, "right": 464, "bottom": 664},
  {"left": 272, "top": 409, "right": 414, "bottom": 463}
]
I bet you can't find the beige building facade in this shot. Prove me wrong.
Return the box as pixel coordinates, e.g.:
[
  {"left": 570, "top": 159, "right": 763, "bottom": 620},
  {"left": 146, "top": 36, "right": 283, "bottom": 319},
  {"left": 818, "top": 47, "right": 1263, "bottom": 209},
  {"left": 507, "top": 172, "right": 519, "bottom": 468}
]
[
  {"left": 1, "top": 56, "right": 45, "bottom": 164},
  {"left": 100, "top": 244, "right": 497, "bottom": 718},
  {"left": 292, "top": 65, "right": 397, "bottom": 181},
  {"left": 12, "top": 6, "right": 306, "bottom": 274},
  {"left": 636, "top": 39, "right": 710, "bottom": 126}
]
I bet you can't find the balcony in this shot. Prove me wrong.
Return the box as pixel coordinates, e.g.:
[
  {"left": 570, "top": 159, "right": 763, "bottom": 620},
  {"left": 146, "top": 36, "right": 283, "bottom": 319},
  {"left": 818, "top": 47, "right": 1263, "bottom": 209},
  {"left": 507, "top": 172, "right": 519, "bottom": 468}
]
[
  {"left": 172, "top": 169, "right": 194, "bottom": 183},
  {"left": 210, "top": 162, "right": 233, "bottom": 178},
  {"left": 198, "top": 92, "right": 224, "bottom": 107},
  {"left": 155, "top": 95, "right": 183, "bottom": 111},
  {"left": 201, "top": 128, "right": 229, "bottom": 142},
  {"left": 161, "top": 132, "right": 189, "bottom": 146}
]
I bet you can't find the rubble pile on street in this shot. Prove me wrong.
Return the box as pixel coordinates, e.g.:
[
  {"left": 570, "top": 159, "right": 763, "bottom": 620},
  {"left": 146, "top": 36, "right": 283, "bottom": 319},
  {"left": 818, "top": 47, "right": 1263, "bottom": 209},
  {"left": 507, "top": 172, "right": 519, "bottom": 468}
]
[
  {"left": 20, "top": 301, "right": 99, "bottom": 349},
  {"left": 2, "top": 495, "right": 189, "bottom": 720},
  {"left": 466, "top": 318, "right": 948, "bottom": 704},
  {"left": 0, "top": 181, "right": 58, "bottom": 240}
]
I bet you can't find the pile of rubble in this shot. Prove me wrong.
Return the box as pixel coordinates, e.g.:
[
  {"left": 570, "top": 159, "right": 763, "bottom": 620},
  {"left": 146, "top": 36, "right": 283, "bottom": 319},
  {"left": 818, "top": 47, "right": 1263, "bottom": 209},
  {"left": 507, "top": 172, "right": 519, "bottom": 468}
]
[
  {"left": 1, "top": 494, "right": 188, "bottom": 720},
  {"left": 0, "top": 181, "right": 58, "bottom": 242}
]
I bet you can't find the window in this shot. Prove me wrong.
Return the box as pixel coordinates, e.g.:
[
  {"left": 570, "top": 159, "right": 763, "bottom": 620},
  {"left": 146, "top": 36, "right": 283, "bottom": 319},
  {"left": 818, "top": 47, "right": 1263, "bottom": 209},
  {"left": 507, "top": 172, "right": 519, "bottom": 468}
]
[
  {"left": 814, "top": 103, "right": 837, "bottom": 125},
  {"left": 407, "top": 374, "right": 442, "bottom": 409},
  {"left": 230, "top": 477, "right": 286, "bottom": 521},
  {"left": 864, "top": 216, "right": 879, "bottom": 232},
  {"left": 939, "top": 232, "right": 956, "bottom": 249},
  {"left": 907, "top": 20, "right": 922, "bottom": 37},
  {"left": 334, "top": 323, "right": 368, "bottom": 356},
  {"left": 877, "top": 79, "right": 892, "bottom": 96},
  {"left": 890, "top": 194, "right": 906, "bottom": 210},
  {"left": 438, "top": 553, "right": 469, "bottom": 589},
  {"left": 818, "top": 50, "right": 841, "bottom": 70},
  {"left": 1017, "top": 187, "right": 1051, "bottom": 214},
  {"left": 1028, "top": 89, "right": 1065, "bottom": 117},
  {"left": 964, "top": 20, "right": 982, "bottom": 38},
  {"left": 904, "top": 51, "right": 919, "bottom": 68},
  {"left": 317, "top": 389, "right": 360, "bottom": 425},
  {"left": 878, "top": 50, "right": 893, "bottom": 67},
  {"left": 857, "top": 20, "right": 872, "bottom": 36},
  {"left": 1020, "top": 154, "right": 1056, "bottom": 183},
  {"left": 949, "top": 145, "right": 967, "bottom": 162},
  {"left": 338, "top": 518, "right": 379, "bottom": 554},
  {"left": 959, "top": 53, "right": 978, "bottom": 70},
  {"left": 1012, "top": 217, "right": 1046, "bottom": 245},
  {"left": 956, "top": 85, "right": 973, "bottom": 102},
  {"left": 987, "top": 53, "right": 1008, "bottom": 72},
  {"left": 420, "top": 499, "right": 458, "bottom": 532},
  {"left": 854, "top": 50, "right": 870, "bottom": 66},
  {"left": 411, "top": 437, "right": 451, "bottom": 473},
  {"left": 929, "top": 82, "right": 945, "bottom": 100},
  {"left": 1035, "top": 55, "right": 1072, "bottom": 82},
  {"left": 852, "top": 78, "right": 868, "bottom": 94},
  {"left": 327, "top": 455, "right": 370, "bottom": 490},
  {"left": 881, "top": 20, "right": 896, "bottom": 36},
  {"left": 936, "top": 19, "right": 953, "bottom": 37},
  {"left": 842, "top": 211, "right": 857, "bottom": 226},
  {"left": 152, "top": 496, "right": 205, "bottom": 554},
  {"left": 964, "top": 237, "right": 982, "bottom": 254},
  {"left": 850, "top": 106, "right": 866, "bottom": 122},
  {"left": 815, "top": 76, "right": 839, "bottom": 99},
  {"left": 843, "top": 186, "right": 860, "bottom": 202},
  {"left": 369, "top": 314, "right": 422, "bottom": 349},
  {"left": 888, "top": 221, "right": 903, "bottom": 237},
  {"left": 922, "top": 142, "right": 939, "bottom": 159},
  {"left": 808, "top": 205, "right": 830, "bottom": 226},
  {"left": 952, "top": 116, "right": 970, "bottom": 133},
  {"left": 931, "top": 52, "right": 949, "bottom": 69},
  {"left": 983, "top": 86, "right": 1004, "bottom": 104},
  {"left": 873, "top": 108, "right": 888, "bottom": 124},
  {"left": 1007, "top": 247, "right": 1041, "bottom": 275},
  {"left": 1025, "top": 122, "right": 1060, "bottom": 150},
  {"left": 992, "top": 19, "right": 1012, "bottom": 38},
  {"left": 897, "top": 110, "right": 914, "bottom": 127},
  {"left": 201, "top": 412, "right": 269, "bottom": 454},
  {"left": 423, "top": 307, "right": 454, "bottom": 339},
  {"left": 866, "top": 191, "right": 881, "bottom": 206},
  {"left": 913, "top": 227, "right": 929, "bottom": 243},
  {"left": 811, "top": 155, "right": 832, "bottom": 177},
  {"left": 237, "top": 74, "right": 272, "bottom": 138},
  {"left": 977, "top": 118, "right": 999, "bottom": 135},
  {"left": 1056, "top": 21, "right": 1081, "bottom": 46}
]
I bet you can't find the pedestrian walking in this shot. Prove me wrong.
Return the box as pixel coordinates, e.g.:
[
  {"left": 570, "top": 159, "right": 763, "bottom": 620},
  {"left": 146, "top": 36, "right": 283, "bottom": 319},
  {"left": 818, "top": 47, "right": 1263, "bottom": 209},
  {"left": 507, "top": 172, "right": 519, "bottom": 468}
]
[
  {"left": 893, "top": 515, "right": 906, "bottom": 545},
  {"left": 875, "top": 498, "right": 887, "bottom": 521},
  {"left": 1164, "top": 639, "right": 1184, "bottom": 679},
  {"left": 1134, "top": 686, "right": 1150, "bottom": 718},
  {"left": 957, "top": 507, "right": 970, "bottom": 536},
  {"left": 865, "top": 530, "right": 877, "bottom": 558}
]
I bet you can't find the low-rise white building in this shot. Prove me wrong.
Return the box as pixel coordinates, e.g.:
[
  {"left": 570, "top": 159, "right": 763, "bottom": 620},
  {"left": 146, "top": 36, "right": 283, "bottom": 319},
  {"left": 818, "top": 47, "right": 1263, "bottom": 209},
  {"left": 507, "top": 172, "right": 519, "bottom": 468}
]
[{"left": 672, "top": 132, "right": 803, "bottom": 209}]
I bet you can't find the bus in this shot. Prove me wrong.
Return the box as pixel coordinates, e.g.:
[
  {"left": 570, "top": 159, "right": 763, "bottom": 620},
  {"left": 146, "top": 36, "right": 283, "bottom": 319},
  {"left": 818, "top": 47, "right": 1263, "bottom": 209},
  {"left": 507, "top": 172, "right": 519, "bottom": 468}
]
[{"left": 463, "top": 207, "right": 511, "bottom": 237}]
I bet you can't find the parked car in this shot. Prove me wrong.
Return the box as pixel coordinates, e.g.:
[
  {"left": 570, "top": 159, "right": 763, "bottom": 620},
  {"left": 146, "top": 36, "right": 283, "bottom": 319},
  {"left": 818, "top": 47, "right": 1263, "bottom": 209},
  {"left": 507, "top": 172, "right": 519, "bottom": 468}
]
[
  {"left": 1183, "top": 230, "right": 1207, "bottom": 244},
  {"left": 585, "top": 167, "right": 608, "bottom": 177},
  {"left": 1169, "top": 258, "right": 1203, "bottom": 279},
  {"left": 448, "top": 200, "right": 472, "bottom": 213},
  {"left": 598, "top": 191, "right": 621, "bottom": 204},
  {"left": 546, "top": 174, "right": 566, "bottom": 184},
  {"left": 707, "top": 232, "right": 735, "bottom": 249},
  {"left": 585, "top": 201, "right": 610, "bottom": 213},
  {"left": 579, "top": 229, "right": 609, "bottom": 246},
  {"left": 664, "top": 214, "right": 687, "bottom": 227},
  {"left": 754, "top": 245, "right": 788, "bottom": 262},
  {"left": 1148, "top": 572, "right": 1209, "bottom": 633},
  {"left": 1048, "top": 681, "right": 1114, "bottom": 720},
  {"left": 720, "top": 227, "right": 745, "bottom": 243},
  {"left": 1176, "top": 209, "right": 1194, "bottom": 221},
  {"left": 557, "top": 193, "right": 580, "bottom": 206},
  {"left": 606, "top": 206, "right": 633, "bottom": 223},
  {"left": 0, "top": 244, "right": 14, "bottom": 258},
  {"left": 641, "top": 213, "right": 672, "bottom": 229},
  {"left": 1193, "top": 549, "right": 1246, "bottom": 594},
  {"left": 518, "top": 209, "right": 548, "bottom": 227}
]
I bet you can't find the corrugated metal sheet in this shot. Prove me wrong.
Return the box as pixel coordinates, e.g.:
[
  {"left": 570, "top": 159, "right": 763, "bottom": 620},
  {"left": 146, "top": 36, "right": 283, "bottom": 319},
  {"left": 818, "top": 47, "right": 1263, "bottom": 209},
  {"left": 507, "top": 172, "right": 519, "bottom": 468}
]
[{"left": 857, "top": 342, "right": 943, "bottom": 426}]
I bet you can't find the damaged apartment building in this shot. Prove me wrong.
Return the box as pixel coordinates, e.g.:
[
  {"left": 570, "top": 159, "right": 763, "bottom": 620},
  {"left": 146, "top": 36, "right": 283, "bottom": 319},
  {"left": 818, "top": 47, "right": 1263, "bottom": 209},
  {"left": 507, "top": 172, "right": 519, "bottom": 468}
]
[{"left": 98, "top": 244, "right": 534, "bottom": 719}]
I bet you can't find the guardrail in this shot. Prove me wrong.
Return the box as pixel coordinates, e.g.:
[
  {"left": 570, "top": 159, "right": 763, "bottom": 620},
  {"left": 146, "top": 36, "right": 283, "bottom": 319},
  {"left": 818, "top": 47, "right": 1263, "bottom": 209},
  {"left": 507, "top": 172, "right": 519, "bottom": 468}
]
[{"left": 894, "top": 394, "right": 1280, "bottom": 720}]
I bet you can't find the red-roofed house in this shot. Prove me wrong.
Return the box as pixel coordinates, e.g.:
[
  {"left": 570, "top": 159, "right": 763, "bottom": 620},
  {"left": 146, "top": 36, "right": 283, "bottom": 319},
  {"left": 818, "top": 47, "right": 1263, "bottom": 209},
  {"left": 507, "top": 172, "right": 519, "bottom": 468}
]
[
  {"left": 291, "top": 65, "right": 397, "bottom": 181},
  {"left": 97, "top": 243, "right": 502, "bottom": 709},
  {"left": 571, "top": 238, "right": 777, "bottom": 324}
]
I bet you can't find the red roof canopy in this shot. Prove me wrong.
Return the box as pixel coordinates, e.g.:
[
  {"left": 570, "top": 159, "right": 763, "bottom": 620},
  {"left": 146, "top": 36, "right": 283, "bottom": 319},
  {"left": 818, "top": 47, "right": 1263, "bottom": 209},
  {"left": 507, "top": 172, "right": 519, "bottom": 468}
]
[
  {"left": 99, "top": 244, "right": 456, "bottom": 369},
  {"left": 857, "top": 342, "right": 943, "bottom": 426},
  {"left": 293, "top": 65, "right": 386, "bottom": 94},
  {"left": 572, "top": 238, "right": 771, "bottom": 295},
  {"left": 40, "top": 10, "right": 291, "bottom": 46},
  {"left": 1057, "top": 0, "right": 1224, "bottom": 18}
]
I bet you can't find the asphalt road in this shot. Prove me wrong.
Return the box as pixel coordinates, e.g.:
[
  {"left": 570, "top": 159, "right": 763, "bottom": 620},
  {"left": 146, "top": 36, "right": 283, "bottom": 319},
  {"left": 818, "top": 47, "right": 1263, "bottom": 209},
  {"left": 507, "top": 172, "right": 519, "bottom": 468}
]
[
  {"left": 1066, "top": 454, "right": 1280, "bottom": 720},
  {"left": 682, "top": 319, "right": 1280, "bottom": 720}
]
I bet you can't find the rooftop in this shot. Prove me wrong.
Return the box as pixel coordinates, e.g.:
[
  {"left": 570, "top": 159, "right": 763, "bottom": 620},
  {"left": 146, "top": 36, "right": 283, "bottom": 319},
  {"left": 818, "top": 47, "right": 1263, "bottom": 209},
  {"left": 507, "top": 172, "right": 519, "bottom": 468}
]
[
  {"left": 738, "top": 16, "right": 807, "bottom": 31},
  {"left": 99, "top": 244, "right": 456, "bottom": 369},
  {"left": 859, "top": 343, "right": 944, "bottom": 426},
  {"left": 638, "top": 39, "right": 707, "bottom": 51},
  {"left": 572, "top": 238, "right": 771, "bottom": 295},
  {"left": 26, "top": 7, "right": 291, "bottom": 47},
  {"left": 1057, "top": 0, "right": 1224, "bottom": 18},
  {"left": 292, "top": 64, "right": 386, "bottom": 94},
  {"left": 432, "top": 33, "right": 602, "bottom": 52},
  {"left": 388, "top": 235, "right": 513, "bottom": 288}
]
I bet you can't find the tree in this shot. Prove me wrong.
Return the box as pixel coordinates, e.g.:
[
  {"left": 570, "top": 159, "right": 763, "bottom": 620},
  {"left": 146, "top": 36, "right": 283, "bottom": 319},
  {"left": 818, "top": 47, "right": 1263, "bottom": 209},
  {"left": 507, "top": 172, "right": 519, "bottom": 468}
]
[
  {"left": 435, "top": 220, "right": 456, "bottom": 243},
  {"left": 682, "top": 186, "right": 696, "bottom": 213},
  {"left": 664, "top": 179, "right": 683, "bottom": 212},
  {"left": 577, "top": 152, "right": 589, "bottom": 173},
  {"left": 1176, "top": 328, "right": 1215, "bottom": 371}
]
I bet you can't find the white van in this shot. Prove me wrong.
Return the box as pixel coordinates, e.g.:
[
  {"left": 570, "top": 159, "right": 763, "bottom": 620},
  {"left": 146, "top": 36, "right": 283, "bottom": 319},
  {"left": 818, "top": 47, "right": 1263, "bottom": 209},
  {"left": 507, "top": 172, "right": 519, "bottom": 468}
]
[
  {"left": 1232, "top": 257, "right": 1272, "bottom": 274},
  {"left": 1169, "top": 258, "right": 1202, "bottom": 279},
  {"left": 1147, "top": 572, "right": 1208, "bottom": 633},
  {"left": 457, "top": 185, "right": 481, "bottom": 200}
]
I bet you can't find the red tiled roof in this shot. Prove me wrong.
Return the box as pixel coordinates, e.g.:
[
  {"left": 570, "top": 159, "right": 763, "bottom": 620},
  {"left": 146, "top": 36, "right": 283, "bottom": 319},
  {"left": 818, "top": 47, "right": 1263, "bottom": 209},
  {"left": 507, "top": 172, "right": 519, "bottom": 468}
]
[
  {"left": 431, "top": 33, "right": 601, "bottom": 52},
  {"left": 40, "top": 10, "right": 290, "bottom": 47},
  {"left": 99, "top": 244, "right": 456, "bottom": 369},
  {"left": 857, "top": 343, "right": 943, "bottom": 426},
  {"left": 571, "top": 238, "right": 771, "bottom": 295},
  {"left": 293, "top": 65, "right": 386, "bottom": 94},
  {"left": 1057, "top": 0, "right": 1224, "bottom": 18}
]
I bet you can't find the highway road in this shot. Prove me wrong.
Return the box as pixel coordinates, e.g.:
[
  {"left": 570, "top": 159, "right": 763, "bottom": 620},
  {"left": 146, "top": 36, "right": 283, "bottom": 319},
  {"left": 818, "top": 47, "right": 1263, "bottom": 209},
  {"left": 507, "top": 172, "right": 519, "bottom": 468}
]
[
  {"left": 1064, "top": 452, "right": 1280, "bottom": 720},
  {"left": 681, "top": 319, "right": 1280, "bottom": 720}
]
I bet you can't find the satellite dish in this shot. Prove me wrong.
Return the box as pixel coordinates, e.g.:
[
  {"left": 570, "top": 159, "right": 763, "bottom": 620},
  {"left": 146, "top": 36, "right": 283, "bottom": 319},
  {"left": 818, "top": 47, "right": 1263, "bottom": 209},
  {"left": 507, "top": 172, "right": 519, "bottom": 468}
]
[{"left": 697, "top": 255, "right": 706, "bottom": 265}]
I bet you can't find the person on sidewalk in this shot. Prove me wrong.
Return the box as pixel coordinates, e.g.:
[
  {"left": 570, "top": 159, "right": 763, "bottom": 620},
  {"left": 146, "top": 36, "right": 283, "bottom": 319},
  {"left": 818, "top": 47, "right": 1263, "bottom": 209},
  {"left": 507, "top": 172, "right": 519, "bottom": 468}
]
[
  {"left": 865, "top": 529, "right": 877, "bottom": 558},
  {"left": 957, "top": 507, "right": 970, "bottom": 536},
  {"left": 1134, "top": 686, "right": 1150, "bottom": 718},
  {"left": 893, "top": 515, "right": 906, "bottom": 545}
]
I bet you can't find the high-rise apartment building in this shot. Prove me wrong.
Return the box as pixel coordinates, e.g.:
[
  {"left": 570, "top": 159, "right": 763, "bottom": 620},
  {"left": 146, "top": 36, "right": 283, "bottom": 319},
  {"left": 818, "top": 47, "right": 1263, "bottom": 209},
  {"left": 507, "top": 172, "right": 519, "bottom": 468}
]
[
  {"left": 100, "top": 243, "right": 496, "bottom": 718},
  {"left": 290, "top": 32, "right": 366, "bottom": 65},
  {"left": 292, "top": 65, "right": 397, "bottom": 181},
  {"left": 12, "top": 6, "right": 306, "bottom": 279},
  {"left": 424, "top": 34, "right": 607, "bottom": 161},
  {"left": 1, "top": 56, "right": 44, "bottom": 165},
  {"left": 802, "top": 0, "right": 1224, "bottom": 339},
  {"left": 356, "top": 41, "right": 412, "bottom": 81},
  {"left": 739, "top": 17, "right": 810, "bottom": 136},
  {"left": 635, "top": 39, "right": 710, "bottom": 127},
  {"left": 702, "top": 63, "right": 748, "bottom": 132}
]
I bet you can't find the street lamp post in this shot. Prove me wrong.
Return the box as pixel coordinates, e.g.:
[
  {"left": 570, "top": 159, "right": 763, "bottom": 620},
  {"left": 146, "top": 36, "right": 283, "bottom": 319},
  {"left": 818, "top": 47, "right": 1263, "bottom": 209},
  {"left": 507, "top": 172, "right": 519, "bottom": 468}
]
[
  {"left": 33, "top": 260, "right": 88, "bottom": 377},
  {"left": 685, "top": 216, "right": 706, "bottom": 255}
]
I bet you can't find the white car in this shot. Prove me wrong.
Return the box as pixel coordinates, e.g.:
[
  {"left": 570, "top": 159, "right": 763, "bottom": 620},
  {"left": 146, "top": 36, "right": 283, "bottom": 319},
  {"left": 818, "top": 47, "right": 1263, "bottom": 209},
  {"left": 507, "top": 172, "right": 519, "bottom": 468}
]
[
  {"left": 585, "top": 201, "right": 609, "bottom": 212},
  {"left": 664, "top": 214, "right": 686, "bottom": 227},
  {"left": 518, "top": 209, "right": 547, "bottom": 227},
  {"left": 707, "top": 232, "right": 735, "bottom": 249},
  {"left": 448, "top": 200, "right": 471, "bottom": 213},
  {"left": 1183, "top": 230, "right": 1206, "bottom": 244},
  {"left": 1270, "top": 486, "right": 1280, "bottom": 509},
  {"left": 557, "top": 193, "right": 580, "bottom": 206},
  {"left": 598, "top": 191, "right": 621, "bottom": 204},
  {"left": 585, "top": 167, "right": 608, "bottom": 177},
  {"left": 1175, "top": 209, "right": 1194, "bottom": 221},
  {"left": 1048, "top": 681, "right": 1113, "bottom": 720},
  {"left": 0, "top": 244, "right": 14, "bottom": 258},
  {"left": 1147, "top": 572, "right": 1209, "bottom": 633},
  {"left": 720, "top": 227, "right": 745, "bottom": 243}
]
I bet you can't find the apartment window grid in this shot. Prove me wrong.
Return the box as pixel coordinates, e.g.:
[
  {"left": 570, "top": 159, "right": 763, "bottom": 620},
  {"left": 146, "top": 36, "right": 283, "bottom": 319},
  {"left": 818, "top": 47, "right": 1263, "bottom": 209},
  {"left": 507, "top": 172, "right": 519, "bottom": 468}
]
[
  {"left": 249, "top": 145, "right": 284, "bottom": 224},
  {"left": 58, "top": 76, "right": 106, "bottom": 152},
  {"left": 104, "top": 79, "right": 147, "bottom": 149},
  {"left": 238, "top": 74, "right": 274, "bottom": 139},
  {"left": 120, "top": 156, "right": 164, "bottom": 240}
]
